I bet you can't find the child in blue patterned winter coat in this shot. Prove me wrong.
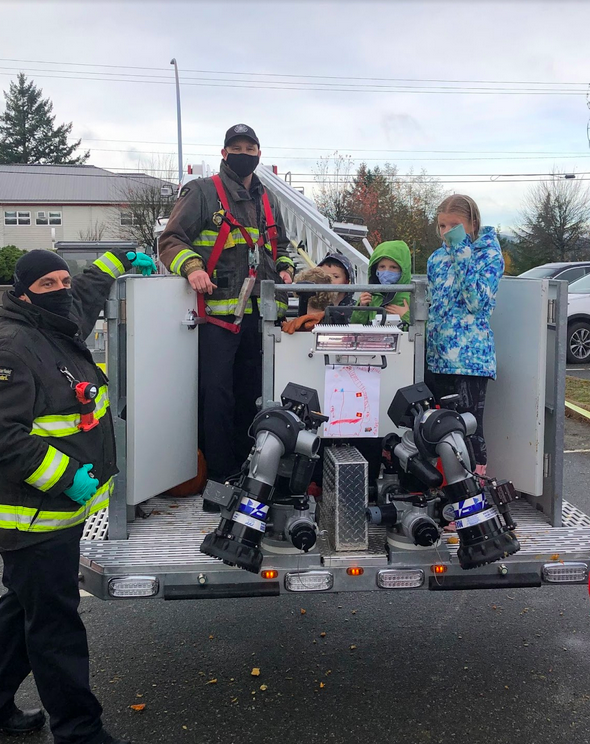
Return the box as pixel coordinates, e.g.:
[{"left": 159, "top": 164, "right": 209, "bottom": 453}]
[{"left": 425, "top": 194, "right": 504, "bottom": 478}]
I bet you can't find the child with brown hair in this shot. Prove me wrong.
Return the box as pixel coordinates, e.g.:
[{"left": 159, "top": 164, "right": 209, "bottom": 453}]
[{"left": 425, "top": 194, "right": 504, "bottom": 477}]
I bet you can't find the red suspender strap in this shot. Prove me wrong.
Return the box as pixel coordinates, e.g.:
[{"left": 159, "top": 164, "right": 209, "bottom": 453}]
[
  {"left": 262, "top": 191, "right": 278, "bottom": 261},
  {"left": 196, "top": 292, "right": 240, "bottom": 334},
  {"left": 194, "top": 174, "right": 242, "bottom": 333},
  {"left": 211, "top": 174, "right": 258, "bottom": 250},
  {"left": 211, "top": 174, "right": 230, "bottom": 211}
]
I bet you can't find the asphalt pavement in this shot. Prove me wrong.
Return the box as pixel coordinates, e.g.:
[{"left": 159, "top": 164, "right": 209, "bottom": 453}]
[
  {"left": 566, "top": 364, "right": 590, "bottom": 381},
  {"left": 3, "top": 419, "right": 590, "bottom": 744}
]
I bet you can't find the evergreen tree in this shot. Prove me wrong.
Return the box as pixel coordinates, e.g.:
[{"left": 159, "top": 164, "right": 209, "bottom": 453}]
[
  {"left": 0, "top": 245, "right": 26, "bottom": 283},
  {"left": 0, "top": 73, "right": 89, "bottom": 164}
]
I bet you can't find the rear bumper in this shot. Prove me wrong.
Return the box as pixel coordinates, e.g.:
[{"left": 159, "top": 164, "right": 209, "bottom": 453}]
[{"left": 79, "top": 497, "right": 590, "bottom": 600}]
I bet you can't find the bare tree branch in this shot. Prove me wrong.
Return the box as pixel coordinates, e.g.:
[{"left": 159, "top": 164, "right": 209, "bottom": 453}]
[
  {"left": 313, "top": 151, "right": 354, "bottom": 223},
  {"left": 514, "top": 171, "right": 590, "bottom": 264},
  {"left": 115, "top": 157, "right": 177, "bottom": 249}
]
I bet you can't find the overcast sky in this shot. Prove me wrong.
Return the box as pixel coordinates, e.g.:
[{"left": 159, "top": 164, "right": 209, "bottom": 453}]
[{"left": 2, "top": 0, "right": 590, "bottom": 231}]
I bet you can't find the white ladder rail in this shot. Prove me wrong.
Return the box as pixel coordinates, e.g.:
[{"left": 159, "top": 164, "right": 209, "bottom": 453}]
[{"left": 257, "top": 165, "right": 369, "bottom": 283}]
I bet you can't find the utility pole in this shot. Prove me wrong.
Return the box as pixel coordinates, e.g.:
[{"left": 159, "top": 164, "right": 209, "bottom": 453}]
[{"left": 170, "top": 58, "right": 183, "bottom": 184}]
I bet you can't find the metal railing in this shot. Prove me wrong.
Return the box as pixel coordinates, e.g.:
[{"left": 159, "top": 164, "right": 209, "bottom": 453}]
[{"left": 259, "top": 278, "right": 428, "bottom": 410}]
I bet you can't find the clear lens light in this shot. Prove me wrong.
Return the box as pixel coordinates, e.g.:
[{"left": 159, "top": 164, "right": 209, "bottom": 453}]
[
  {"left": 316, "top": 334, "right": 356, "bottom": 351},
  {"left": 316, "top": 333, "right": 398, "bottom": 352},
  {"left": 377, "top": 569, "right": 424, "bottom": 589},
  {"left": 356, "top": 334, "right": 398, "bottom": 352},
  {"left": 285, "top": 571, "right": 334, "bottom": 592},
  {"left": 108, "top": 577, "right": 159, "bottom": 597},
  {"left": 542, "top": 563, "right": 588, "bottom": 583}
]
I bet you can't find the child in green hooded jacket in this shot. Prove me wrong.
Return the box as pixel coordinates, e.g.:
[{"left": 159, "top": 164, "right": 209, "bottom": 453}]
[{"left": 351, "top": 240, "right": 412, "bottom": 324}]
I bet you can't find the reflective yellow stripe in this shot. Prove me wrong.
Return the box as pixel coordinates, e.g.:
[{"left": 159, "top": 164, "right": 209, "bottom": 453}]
[
  {"left": 276, "top": 256, "right": 294, "bottom": 267},
  {"left": 24, "top": 446, "right": 70, "bottom": 492},
  {"left": 31, "top": 387, "right": 109, "bottom": 438},
  {"left": 205, "top": 298, "right": 288, "bottom": 316},
  {"left": 206, "top": 298, "right": 250, "bottom": 316},
  {"left": 94, "top": 252, "right": 125, "bottom": 279},
  {"left": 170, "top": 249, "right": 200, "bottom": 275},
  {"left": 193, "top": 227, "right": 260, "bottom": 249},
  {"left": 0, "top": 479, "right": 114, "bottom": 532}
]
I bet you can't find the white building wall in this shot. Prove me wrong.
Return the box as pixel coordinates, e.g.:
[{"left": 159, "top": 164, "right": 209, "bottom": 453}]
[{"left": 0, "top": 204, "right": 124, "bottom": 251}]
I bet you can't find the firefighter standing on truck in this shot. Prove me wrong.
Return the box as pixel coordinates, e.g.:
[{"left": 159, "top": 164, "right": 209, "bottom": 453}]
[
  {"left": 159, "top": 124, "right": 294, "bottom": 494},
  {"left": 0, "top": 248, "right": 155, "bottom": 743}
]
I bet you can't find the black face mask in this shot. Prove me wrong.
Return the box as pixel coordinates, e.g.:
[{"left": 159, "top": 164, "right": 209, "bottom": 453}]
[
  {"left": 26, "top": 288, "right": 73, "bottom": 318},
  {"left": 226, "top": 153, "right": 260, "bottom": 178}
]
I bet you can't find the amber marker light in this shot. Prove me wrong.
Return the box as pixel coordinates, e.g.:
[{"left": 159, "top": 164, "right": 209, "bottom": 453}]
[
  {"left": 347, "top": 567, "right": 364, "bottom": 577},
  {"left": 261, "top": 570, "right": 279, "bottom": 580},
  {"left": 431, "top": 564, "right": 448, "bottom": 575}
]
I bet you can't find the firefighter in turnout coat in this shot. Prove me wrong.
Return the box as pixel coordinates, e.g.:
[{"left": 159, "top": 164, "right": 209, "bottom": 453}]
[
  {"left": 159, "top": 124, "right": 295, "bottom": 486},
  {"left": 0, "top": 247, "right": 155, "bottom": 744}
]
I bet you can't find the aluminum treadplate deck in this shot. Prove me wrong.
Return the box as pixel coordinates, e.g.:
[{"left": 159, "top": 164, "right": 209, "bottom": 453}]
[{"left": 81, "top": 497, "right": 590, "bottom": 570}]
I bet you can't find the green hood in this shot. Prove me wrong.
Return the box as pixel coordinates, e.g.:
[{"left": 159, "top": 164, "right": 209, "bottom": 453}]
[
  {"left": 368, "top": 241, "right": 412, "bottom": 285},
  {"left": 358, "top": 240, "right": 412, "bottom": 323}
]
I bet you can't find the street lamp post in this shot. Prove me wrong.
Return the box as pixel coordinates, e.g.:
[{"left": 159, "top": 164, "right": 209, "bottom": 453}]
[{"left": 170, "top": 58, "right": 183, "bottom": 184}]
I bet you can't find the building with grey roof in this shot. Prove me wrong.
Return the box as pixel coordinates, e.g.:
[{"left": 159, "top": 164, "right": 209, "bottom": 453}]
[{"left": 0, "top": 164, "right": 174, "bottom": 251}]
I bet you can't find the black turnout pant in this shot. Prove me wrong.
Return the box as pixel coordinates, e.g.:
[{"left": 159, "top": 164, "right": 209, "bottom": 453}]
[
  {"left": 198, "top": 304, "right": 263, "bottom": 481},
  {"left": 424, "top": 371, "right": 490, "bottom": 466},
  {"left": 0, "top": 524, "right": 103, "bottom": 744}
]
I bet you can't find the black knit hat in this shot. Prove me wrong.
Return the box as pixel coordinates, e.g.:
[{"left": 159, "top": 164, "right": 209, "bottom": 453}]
[{"left": 13, "top": 250, "right": 70, "bottom": 296}]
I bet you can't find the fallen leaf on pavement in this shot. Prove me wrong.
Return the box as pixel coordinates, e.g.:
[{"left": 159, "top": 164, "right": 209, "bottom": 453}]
[
  {"left": 130, "top": 704, "right": 146, "bottom": 712},
  {"left": 206, "top": 679, "right": 217, "bottom": 685},
  {"left": 350, "top": 645, "right": 357, "bottom": 650},
  {"left": 320, "top": 632, "right": 326, "bottom": 638},
  {"left": 260, "top": 684, "right": 268, "bottom": 691},
  {"left": 251, "top": 668, "right": 261, "bottom": 676},
  {"left": 300, "top": 609, "right": 306, "bottom": 615}
]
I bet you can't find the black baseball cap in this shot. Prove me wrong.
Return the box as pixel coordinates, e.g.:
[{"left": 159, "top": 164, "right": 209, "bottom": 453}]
[{"left": 224, "top": 123, "right": 260, "bottom": 148}]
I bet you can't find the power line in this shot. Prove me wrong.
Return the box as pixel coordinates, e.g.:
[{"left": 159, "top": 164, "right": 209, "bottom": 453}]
[
  {"left": 70, "top": 136, "right": 590, "bottom": 156},
  {"left": 296, "top": 177, "right": 590, "bottom": 185},
  {"left": 80, "top": 146, "right": 590, "bottom": 162},
  {"left": 0, "top": 70, "right": 585, "bottom": 96},
  {"left": 0, "top": 64, "right": 586, "bottom": 94},
  {"left": 0, "top": 57, "right": 586, "bottom": 86},
  {"left": 0, "top": 167, "right": 586, "bottom": 186},
  {"left": 287, "top": 171, "right": 590, "bottom": 178}
]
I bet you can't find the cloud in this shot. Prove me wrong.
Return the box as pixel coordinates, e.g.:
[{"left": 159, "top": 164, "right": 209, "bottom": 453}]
[
  {"left": 380, "top": 113, "right": 425, "bottom": 145},
  {"left": 1, "top": 0, "right": 589, "bottom": 228}
]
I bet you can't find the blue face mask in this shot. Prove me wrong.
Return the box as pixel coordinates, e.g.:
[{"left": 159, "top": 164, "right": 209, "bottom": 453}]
[{"left": 376, "top": 269, "right": 401, "bottom": 285}]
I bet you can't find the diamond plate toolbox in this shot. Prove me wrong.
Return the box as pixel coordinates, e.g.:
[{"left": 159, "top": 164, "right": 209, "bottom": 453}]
[{"left": 322, "top": 446, "right": 368, "bottom": 551}]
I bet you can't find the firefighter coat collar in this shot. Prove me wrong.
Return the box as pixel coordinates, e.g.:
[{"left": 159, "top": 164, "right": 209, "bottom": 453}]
[
  {"left": 218, "top": 159, "right": 264, "bottom": 202},
  {"left": 1, "top": 290, "right": 80, "bottom": 339}
]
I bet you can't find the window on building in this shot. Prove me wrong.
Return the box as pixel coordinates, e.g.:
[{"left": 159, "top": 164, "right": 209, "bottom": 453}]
[
  {"left": 17, "top": 211, "right": 31, "bottom": 226},
  {"left": 120, "top": 211, "right": 138, "bottom": 227},
  {"left": 36, "top": 211, "right": 62, "bottom": 226},
  {"left": 4, "top": 211, "right": 17, "bottom": 226}
]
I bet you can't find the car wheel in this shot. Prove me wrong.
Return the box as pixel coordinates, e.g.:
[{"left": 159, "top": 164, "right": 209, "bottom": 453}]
[{"left": 567, "top": 321, "right": 590, "bottom": 363}]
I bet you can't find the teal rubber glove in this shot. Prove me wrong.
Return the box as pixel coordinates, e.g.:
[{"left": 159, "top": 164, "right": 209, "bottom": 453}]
[
  {"left": 127, "top": 251, "right": 157, "bottom": 277},
  {"left": 443, "top": 223, "right": 468, "bottom": 248},
  {"left": 64, "top": 463, "right": 99, "bottom": 505}
]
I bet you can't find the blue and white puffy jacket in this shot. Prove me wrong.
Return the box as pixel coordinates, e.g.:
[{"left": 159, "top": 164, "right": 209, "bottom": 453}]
[{"left": 426, "top": 226, "right": 504, "bottom": 380}]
